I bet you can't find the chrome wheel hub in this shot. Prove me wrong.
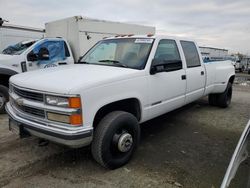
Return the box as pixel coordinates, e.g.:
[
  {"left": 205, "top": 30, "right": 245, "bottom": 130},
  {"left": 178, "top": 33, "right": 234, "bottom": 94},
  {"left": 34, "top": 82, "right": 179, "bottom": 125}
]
[{"left": 118, "top": 133, "right": 133, "bottom": 152}]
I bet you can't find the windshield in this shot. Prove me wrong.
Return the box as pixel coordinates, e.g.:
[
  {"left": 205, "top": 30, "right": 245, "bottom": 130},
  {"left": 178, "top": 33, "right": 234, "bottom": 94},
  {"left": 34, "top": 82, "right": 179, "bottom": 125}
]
[
  {"left": 2, "top": 40, "right": 36, "bottom": 55},
  {"left": 79, "top": 38, "right": 154, "bottom": 70}
]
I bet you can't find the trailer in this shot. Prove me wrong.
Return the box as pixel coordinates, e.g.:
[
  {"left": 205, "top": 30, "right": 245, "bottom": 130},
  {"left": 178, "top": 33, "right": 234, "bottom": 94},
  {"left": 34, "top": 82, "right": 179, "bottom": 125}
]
[{"left": 0, "top": 24, "right": 44, "bottom": 52}]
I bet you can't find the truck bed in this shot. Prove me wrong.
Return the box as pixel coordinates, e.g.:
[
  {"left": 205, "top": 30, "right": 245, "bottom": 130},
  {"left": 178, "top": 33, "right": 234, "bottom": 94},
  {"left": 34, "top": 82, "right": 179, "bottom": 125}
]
[{"left": 204, "top": 60, "right": 235, "bottom": 95}]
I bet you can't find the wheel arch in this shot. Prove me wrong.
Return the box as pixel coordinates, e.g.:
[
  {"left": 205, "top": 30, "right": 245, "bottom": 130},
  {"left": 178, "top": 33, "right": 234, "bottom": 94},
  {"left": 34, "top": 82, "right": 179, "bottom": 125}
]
[
  {"left": 228, "top": 75, "right": 235, "bottom": 84},
  {"left": 0, "top": 68, "right": 18, "bottom": 87},
  {"left": 93, "top": 98, "right": 142, "bottom": 129}
]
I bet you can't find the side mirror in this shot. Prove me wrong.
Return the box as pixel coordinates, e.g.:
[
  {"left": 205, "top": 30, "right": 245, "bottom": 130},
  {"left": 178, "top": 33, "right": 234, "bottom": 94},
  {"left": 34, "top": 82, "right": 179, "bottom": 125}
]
[
  {"left": 38, "top": 47, "right": 50, "bottom": 61},
  {"left": 150, "top": 58, "right": 182, "bottom": 75},
  {"left": 27, "top": 50, "right": 38, "bottom": 62}
]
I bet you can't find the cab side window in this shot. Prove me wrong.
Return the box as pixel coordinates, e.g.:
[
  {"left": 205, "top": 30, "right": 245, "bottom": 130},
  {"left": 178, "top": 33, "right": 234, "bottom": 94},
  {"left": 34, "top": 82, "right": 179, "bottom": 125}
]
[
  {"left": 64, "top": 41, "right": 70, "bottom": 57},
  {"left": 33, "top": 40, "right": 66, "bottom": 64},
  {"left": 154, "top": 39, "right": 182, "bottom": 69},
  {"left": 155, "top": 39, "right": 181, "bottom": 61},
  {"left": 180, "top": 41, "right": 201, "bottom": 68}
]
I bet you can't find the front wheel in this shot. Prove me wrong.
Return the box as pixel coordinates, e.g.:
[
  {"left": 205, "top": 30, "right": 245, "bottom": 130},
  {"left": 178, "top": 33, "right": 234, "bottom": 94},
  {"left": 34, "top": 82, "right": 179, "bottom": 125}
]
[
  {"left": 91, "top": 111, "right": 140, "bottom": 169},
  {"left": 0, "top": 85, "right": 9, "bottom": 114}
]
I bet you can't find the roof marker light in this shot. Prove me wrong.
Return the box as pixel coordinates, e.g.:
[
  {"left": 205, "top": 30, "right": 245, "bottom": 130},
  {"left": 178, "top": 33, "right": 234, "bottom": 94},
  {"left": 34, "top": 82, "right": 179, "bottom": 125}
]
[{"left": 147, "top": 34, "right": 154, "bottom": 37}]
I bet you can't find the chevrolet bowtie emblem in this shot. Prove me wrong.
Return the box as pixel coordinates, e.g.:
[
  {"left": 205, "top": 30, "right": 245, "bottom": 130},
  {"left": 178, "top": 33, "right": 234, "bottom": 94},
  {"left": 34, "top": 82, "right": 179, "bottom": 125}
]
[{"left": 16, "top": 98, "right": 24, "bottom": 106}]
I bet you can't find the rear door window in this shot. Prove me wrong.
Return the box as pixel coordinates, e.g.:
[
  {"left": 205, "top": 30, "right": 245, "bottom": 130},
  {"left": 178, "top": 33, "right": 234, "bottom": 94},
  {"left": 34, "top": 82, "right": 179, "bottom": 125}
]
[{"left": 180, "top": 41, "right": 201, "bottom": 68}]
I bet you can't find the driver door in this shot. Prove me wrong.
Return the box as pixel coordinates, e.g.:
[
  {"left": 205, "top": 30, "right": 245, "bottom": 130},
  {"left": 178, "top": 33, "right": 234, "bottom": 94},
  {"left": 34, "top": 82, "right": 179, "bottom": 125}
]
[
  {"left": 147, "top": 39, "right": 186, "bottom": 120},
  {"left": 25, "top": 40, "right": 69, "bottom": 71}
]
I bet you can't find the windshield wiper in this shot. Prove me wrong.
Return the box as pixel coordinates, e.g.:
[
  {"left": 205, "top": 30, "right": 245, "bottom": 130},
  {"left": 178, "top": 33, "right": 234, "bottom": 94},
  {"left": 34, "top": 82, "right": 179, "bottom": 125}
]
[{"left": 98, "top": 60, "right": 128, "bottom": 68}]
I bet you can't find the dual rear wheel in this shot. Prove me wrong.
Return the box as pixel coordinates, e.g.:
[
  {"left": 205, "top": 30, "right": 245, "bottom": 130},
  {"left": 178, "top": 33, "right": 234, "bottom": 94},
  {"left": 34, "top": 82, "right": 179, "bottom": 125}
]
[{"left": 209, "top": 82, "right": 232, "bottom": 108}]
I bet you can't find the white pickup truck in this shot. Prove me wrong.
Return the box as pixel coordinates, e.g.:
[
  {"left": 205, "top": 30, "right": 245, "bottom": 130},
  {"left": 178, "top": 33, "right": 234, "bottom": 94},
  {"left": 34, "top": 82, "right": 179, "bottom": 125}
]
[{"left": 6, "top": 35, "right": 235, "bottom": 169}]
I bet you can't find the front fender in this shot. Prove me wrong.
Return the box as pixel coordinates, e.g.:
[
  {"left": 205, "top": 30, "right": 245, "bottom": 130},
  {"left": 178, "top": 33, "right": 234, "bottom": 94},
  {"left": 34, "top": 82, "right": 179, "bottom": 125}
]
[
  {"left": 80, "top": 76, "right": 148, "bottom": 127},
  {"left": 0, "top": 67, "right": 18, "bottom": 76}
]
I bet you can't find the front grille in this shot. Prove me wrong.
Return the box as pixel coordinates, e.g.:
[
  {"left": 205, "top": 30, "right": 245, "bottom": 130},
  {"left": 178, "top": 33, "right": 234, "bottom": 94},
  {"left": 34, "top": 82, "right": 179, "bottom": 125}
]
[
  {"left": 19, "top": 105, "right": 45, "bottom": 118},
  {"left": 13, "top": 87, "right": 44, "bottom": 102},
  {"left": 12, "top": 100, "right": 45, "bottom": 118},
  {"left": 10, "top": 86, "right": 46, "bottom": 118}
]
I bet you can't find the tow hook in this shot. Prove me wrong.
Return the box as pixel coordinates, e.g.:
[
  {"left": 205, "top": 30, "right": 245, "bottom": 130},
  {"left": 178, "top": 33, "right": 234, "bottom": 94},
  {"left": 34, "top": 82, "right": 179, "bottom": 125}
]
[{"left": 38, "top": 139, "right": 49, "bottom": 147}]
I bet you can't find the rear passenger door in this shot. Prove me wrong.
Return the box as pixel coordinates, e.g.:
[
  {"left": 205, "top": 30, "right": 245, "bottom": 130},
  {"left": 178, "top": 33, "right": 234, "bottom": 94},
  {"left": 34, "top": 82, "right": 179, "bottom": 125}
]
[{"left": 180, "top": 41, "right": 206, "bottom": 104}]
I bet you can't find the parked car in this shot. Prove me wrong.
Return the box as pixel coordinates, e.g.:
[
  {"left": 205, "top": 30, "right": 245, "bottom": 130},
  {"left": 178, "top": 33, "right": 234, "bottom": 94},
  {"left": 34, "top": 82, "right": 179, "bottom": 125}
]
[
  {"left": 235, "top": 60, "right": 245, "bottom": 72},
  {"left": 6, "top": 35, "right": 235, "bottom": 169},
  {"left": 221, "top": 120, "right": 250, "bottom": 188},
  {"left": 0, "top": 16, "right": 155, "bottom": 113}
]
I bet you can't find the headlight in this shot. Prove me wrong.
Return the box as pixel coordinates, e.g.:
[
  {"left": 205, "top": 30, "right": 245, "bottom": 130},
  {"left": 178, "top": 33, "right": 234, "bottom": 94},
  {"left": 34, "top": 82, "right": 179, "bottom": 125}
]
[
  {"left": 45, "top": 95, "right": 69, "bottom": 107},
  {"left": 45, "top": 95, "right": 81, "bottom": 108}
]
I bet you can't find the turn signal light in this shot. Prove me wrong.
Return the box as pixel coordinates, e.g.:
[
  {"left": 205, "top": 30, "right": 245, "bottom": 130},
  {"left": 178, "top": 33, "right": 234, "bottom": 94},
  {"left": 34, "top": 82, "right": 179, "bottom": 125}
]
[
  {"left": 69, "top": 97, "right": 81, "bottom": 108},
  {"left": 70, "top": 114, "right": 83, "bottom": 126}
]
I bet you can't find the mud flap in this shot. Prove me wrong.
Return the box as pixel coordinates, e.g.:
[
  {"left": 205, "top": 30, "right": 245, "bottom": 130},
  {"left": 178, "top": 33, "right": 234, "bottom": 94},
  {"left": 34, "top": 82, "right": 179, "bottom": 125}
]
[{"left": 9, "top": 118, "right": 31, "bottom": 138}]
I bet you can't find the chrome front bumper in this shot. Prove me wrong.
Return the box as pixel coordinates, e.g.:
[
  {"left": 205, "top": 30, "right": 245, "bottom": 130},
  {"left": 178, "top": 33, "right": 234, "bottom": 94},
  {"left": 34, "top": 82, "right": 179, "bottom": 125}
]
[{"left": 6, "top": 102, "right": 93, "bottom": 148}]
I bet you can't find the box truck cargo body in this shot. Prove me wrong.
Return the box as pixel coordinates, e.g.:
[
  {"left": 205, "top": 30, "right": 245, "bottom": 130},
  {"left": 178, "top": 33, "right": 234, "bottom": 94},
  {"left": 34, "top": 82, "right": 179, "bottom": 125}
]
[
  {"left": 0, "top": 24, "right": 44, "bottom": 52},
  {"left": 45, "top": 16, "right": 155, "bottom": 61}
]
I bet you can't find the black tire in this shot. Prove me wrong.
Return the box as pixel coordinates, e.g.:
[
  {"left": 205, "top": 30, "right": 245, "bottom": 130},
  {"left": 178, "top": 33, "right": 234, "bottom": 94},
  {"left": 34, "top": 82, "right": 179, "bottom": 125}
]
[
  {"left": 0, "top": 85, "right": 9, "bottom": 114},
  {"left": 217, "top": 82, "right": 232, "bottom": 108},
  {"left": 91, "top": 111, "right": 140, "bottom": 169},
  {"left": 248, "top": 70, "right": 250, "bottom": 75},
  {"left": 208, "top": 94, "right": 218, "bottom": 106}
]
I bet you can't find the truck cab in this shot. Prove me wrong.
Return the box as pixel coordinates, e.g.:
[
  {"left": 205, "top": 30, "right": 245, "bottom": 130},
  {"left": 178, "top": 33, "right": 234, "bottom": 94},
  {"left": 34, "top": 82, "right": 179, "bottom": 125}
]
[{"left": 0, "top": 38, "right": 74, "bottom": 113}]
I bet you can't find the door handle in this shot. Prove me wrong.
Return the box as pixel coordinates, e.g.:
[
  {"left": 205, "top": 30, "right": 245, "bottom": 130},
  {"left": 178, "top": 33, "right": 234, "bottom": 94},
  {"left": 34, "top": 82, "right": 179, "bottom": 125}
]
[
  {"left": 201, "top": 71, "right": 204, "bottom": 75},
  {"left": 181, "top": 75, "right": 186, "bottom": 80}
]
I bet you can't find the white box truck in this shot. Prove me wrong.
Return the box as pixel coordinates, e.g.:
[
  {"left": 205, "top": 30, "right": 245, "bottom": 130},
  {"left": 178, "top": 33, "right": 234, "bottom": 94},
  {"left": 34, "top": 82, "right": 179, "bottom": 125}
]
[
  {"left": 45, "top": 16, "right": 155, "bottom": 61},
  {"left": 0, "top": 16, "right": 155, "bottom": 113}
]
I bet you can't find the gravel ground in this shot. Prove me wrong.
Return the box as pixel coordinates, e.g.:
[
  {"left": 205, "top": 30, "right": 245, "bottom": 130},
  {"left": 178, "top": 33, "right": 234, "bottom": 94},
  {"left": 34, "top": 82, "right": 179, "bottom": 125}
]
[{"left": 0, "top": 73, "right": 249, "bottom": 188}]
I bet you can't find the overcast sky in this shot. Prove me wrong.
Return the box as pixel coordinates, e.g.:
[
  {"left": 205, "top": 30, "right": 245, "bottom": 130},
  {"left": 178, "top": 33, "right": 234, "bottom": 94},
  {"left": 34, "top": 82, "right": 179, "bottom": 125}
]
[{"left": 1, "top": 0, "right": 250, "bottom": 54}]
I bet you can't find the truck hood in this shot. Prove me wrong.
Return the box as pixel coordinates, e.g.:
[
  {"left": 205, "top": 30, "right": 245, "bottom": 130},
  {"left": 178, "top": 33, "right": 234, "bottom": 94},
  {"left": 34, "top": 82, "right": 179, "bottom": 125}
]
[
  {"left": 0, "top": 54, "right": 21, "bottom": 72},
  {"left": 0, "top": 53, "right": 13, "bottom": 59},
  {"left": 0, "top": 54, "right": 16, "bottom": 63},
  {"left": 10, "top": 64, "right": 142, "bottom": 94}
]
